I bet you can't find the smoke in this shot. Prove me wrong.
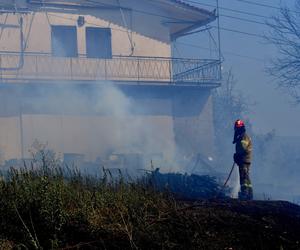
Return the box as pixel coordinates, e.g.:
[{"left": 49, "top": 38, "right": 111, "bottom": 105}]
[
  {"left": 212, "top": 70, "right": 300, "bottom": 203},
  {"left": 228, "top": 165, "right": 240, "bottom": 198},
  {"left": 95, "top": 85, "right": 131, "bottom": 116},
  {"left": 251, "top": 134, "right": 300, "bottom": 203},
  {"left": 0, "top": 83, "right": 177, "bottom": 173}
]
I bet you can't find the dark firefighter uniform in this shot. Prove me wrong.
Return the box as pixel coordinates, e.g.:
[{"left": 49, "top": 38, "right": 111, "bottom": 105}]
[{"left": 233, "top": 120, "right": 253, "bottom": 200}]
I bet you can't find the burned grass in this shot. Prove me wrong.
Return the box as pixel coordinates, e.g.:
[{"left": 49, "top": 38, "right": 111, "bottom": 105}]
[{"left": 0, "top": 163, "right": 299, "bottom": 250}]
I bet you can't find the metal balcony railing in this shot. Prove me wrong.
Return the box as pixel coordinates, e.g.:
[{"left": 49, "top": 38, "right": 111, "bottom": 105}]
[{"left": 0, "top": 52, "right": 221, "bottom": 85}]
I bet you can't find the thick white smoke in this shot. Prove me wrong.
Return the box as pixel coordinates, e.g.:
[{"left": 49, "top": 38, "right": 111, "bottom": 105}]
[{"left": 0, "top": 83, "right": 177, "bottom": 173}]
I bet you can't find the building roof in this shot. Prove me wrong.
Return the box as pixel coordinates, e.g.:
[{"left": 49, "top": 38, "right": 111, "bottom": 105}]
[{"left": 169, "top": 0, "right": 213, "bottom": 16}]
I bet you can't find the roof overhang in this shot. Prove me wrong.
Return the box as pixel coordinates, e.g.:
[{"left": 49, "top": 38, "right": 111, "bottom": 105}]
[{"left": 158, "top": 0, "right": 217, "bottom": 40}]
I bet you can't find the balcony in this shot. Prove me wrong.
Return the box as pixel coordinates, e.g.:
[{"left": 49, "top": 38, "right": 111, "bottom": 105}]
[{"left": 0, "top": 52, "right": 221, "bottom": 86}]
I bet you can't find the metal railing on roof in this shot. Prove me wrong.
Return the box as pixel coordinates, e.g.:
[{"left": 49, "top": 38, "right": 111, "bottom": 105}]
[{"left": 0, "top": 52, "right": 221, "bottom": 85}]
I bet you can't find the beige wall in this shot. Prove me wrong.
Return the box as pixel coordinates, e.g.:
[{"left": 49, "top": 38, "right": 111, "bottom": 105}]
[
  {"left": 0, "top": 114, "right": 176, "bottom": 166},
  {"left": 0, "top": 87, "right": 215, "bottom": 173},
  {"left": 0, "top": 12, "right": 171, "bottom": 57},
  {"left": 172, "top": 90, "right": 215, "bottom": 159},
  {"left": 0, "top": 117, "right": 22, "bottom": 162},
  {"left": 0, "top": 12, "right": 172, "bottom": 82}
]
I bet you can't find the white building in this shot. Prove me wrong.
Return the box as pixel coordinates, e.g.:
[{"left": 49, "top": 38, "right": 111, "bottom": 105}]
[{"left": 0, "top": 0, "right": 221, "bottom": 171}]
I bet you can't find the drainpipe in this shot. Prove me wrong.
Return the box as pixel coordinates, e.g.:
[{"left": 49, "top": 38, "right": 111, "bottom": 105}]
[{"left": 19, "top": 96, "right": 25, "bottom": 159}]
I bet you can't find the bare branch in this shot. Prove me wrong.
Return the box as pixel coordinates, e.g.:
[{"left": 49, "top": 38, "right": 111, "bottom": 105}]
[{"left": 265, "top": 2, "right": 300, "bottom": 103}]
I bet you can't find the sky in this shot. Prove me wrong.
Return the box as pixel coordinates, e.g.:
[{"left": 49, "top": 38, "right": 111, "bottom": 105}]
[{"left": 175, "top": 0, "right": 300, "bottom": 136}]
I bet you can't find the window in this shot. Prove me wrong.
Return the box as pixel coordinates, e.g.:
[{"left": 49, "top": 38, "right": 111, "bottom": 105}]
[
  {"left": 51, "top": 25, "right": 78, "bottom": 57},
  {"left": 86, "top": 27, "right": 112, "bottom": 59}
]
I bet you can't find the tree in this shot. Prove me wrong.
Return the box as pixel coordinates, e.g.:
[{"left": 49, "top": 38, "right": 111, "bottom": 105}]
[{"left": 266, "top": 1, "right": 300, "bottom": 103}]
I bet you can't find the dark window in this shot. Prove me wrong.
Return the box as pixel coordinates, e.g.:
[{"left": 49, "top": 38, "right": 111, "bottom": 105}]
[
  {"left": 86, "top": 27, "right": 112, "bottom": 59},
  {"left": 51, "top": 25, "right": 78, "bottom": 57}
]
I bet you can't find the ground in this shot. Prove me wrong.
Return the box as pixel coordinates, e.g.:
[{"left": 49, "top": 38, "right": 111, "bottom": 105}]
[
  {"left": 169, "top": 199, "right": 300, "bottom": 250},
  {"left": 1, "top": 165, "right": 300, "bottom": 249}
]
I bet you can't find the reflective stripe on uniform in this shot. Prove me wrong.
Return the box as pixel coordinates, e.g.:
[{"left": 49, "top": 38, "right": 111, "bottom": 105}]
[
  {"left": 241, "top": 183, "right": 252, "bottom": 188},
  {"left": 241, "top": 139, "right": 249, "bottom": 149}
]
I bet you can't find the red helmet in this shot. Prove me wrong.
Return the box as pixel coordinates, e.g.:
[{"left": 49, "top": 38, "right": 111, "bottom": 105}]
[{"left": 234, "top": 119, "right": 245, "bottom": 128}]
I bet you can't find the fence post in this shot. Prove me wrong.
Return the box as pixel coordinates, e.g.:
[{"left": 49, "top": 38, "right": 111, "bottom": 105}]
[
  {"left": 70, "top": 58, "right": 73, "bottom": 80},
  {"left": 169, "top": 59, "right": 172, "bottom": 84},
  {"left": 137, "top": 58, "right": 140, "bottom": 83},
  {"left": 35, "top": 55, "right": 38, "bottom": 78}
]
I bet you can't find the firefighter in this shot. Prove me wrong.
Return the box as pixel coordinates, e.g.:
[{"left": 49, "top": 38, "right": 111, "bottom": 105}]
[{"left": 233, "top": 119, "right": 253, "bottom": 200}]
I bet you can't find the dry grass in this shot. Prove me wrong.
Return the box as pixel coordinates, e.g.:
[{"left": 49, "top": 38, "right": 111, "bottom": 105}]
[
  {"left": 0, "top": 148, "right": 181, "bottom": 250},
  {"left": 0, "top": 148, "right": 299, "bottom": 250}
]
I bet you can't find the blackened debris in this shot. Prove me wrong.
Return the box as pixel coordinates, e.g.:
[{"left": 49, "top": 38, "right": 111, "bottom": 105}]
[{"left": 144, "top": 168, "right": 228, "bottom": 200}]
